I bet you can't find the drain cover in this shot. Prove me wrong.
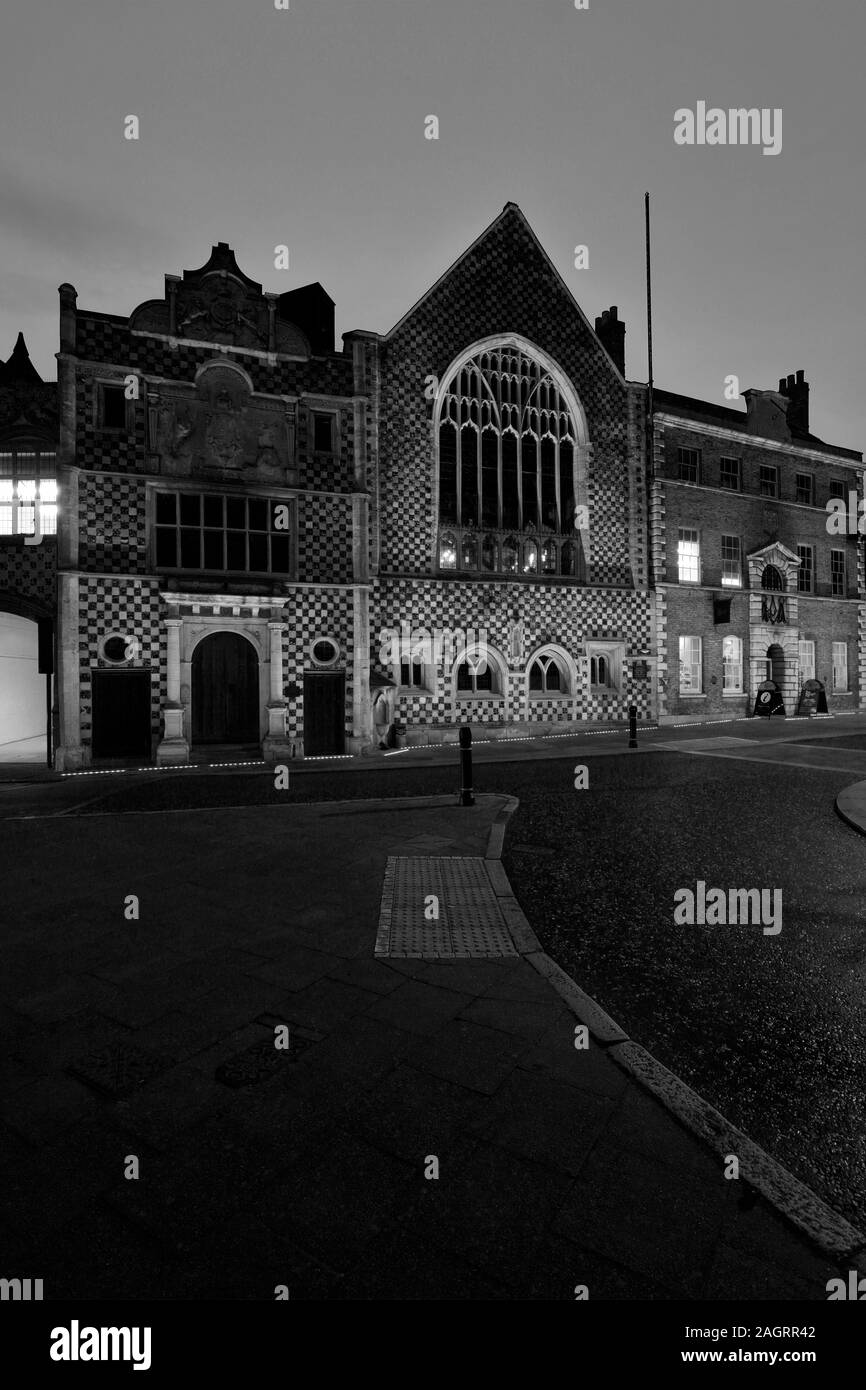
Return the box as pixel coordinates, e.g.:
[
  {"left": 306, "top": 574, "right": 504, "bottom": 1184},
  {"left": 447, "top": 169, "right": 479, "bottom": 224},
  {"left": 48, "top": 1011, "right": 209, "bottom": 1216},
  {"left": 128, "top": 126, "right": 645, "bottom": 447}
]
[
  {"left": 68, "top": 1043, "right": 173, "bottom": 1098},
  {"left": 375, "top": 857, "right": 519, "bottom": 959},
  {"left": 215, "top": 1029, "right": 318, "bottom": 1087}
]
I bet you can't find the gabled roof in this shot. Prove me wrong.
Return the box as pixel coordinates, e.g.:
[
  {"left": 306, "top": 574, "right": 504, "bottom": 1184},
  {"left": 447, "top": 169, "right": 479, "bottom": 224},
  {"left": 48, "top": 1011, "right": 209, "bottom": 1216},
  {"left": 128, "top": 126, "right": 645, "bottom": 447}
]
[{"left": 383, "top": 202, "right": 625, "bottom": 380}]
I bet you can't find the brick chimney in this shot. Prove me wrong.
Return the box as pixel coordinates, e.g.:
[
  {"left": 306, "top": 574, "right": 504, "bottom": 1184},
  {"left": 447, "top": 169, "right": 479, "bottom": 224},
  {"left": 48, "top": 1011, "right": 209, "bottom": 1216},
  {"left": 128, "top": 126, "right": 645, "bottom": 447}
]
[
  {"left": 777, "top": 369, "right": 809, "bottom": 436},
  {"left": 594, "top": 306, "right": 625, "bottom": 375}
]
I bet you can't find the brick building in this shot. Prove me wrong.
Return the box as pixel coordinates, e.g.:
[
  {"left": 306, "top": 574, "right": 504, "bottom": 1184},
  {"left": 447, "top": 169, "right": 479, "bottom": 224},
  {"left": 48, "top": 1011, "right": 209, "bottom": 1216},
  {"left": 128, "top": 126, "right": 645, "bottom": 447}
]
[
  {"left": 0, "top": 204, "right": 861, "bottom": 767},
  {"left": 52, "top": 243, "right": 371, "bottom": 769},
  {"left": 652, "top": 380, "right": 863, "bottom": 721}
]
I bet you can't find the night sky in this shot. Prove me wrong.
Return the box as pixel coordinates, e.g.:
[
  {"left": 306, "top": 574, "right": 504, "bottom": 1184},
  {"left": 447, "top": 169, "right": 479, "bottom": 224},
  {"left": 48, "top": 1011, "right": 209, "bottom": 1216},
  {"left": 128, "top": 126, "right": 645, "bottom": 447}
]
[{"left": 2, "top": 0, "right": 863, "bottom": 451}]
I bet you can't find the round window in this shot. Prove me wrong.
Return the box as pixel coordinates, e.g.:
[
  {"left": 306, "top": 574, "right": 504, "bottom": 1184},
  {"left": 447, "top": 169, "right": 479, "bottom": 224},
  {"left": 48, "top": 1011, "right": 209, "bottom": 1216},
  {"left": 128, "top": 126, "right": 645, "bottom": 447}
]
[
  {"left": 311, "top": 638, "right": 339, "bottom": 666},
  {"left": 102, "top": 635, "right": 129, "bottom": 663}
]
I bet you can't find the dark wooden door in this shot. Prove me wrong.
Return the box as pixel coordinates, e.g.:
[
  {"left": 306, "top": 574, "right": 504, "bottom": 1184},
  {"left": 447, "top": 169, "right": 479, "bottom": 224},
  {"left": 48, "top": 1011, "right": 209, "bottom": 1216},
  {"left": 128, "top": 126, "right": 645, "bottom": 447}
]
[
  {"left": 303, "top": 672, "right": 345, "bottom": 755},
  {"left": 192, "top": 632, "right": 259, "bottom": 744},
  {"left": 92, "top": 670, "right": 152, "bottom": 758}
]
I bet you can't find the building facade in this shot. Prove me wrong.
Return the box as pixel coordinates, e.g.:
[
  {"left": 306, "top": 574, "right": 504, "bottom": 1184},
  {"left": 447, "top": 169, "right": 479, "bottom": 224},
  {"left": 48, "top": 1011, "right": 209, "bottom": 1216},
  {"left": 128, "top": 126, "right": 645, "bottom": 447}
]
[
  {"left": 652, "top": 382, "right": 863, "bottom": 721},
  {"left": 0, "top": 205, "right": 861, "bottom": 768}
]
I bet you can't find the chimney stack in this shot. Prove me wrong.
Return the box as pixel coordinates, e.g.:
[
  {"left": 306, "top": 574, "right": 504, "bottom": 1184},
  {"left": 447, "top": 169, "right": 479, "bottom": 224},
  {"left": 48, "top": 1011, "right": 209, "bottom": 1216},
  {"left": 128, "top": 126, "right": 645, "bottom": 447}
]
[
  {"left": 777, "top": 369, "right": 809, "bottom": 435},
  {"left": 594, "top": 306, "right": 625, "bottom": 375}
]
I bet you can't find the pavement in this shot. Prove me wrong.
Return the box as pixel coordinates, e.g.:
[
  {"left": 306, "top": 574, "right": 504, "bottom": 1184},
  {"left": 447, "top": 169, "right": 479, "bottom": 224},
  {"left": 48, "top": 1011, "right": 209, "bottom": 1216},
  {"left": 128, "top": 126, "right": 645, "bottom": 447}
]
[{"left": 2, "top": 779, "right": 865, "bottom": 1300}]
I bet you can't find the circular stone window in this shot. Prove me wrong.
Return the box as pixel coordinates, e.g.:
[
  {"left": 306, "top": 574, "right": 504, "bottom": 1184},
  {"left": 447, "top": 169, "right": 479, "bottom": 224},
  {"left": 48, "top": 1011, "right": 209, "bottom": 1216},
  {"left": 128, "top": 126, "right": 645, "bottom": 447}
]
[
  {"left": 310, "top": 637, "right": 340, "bottom": 667},
  {"left": 102, "top": 635, "right": 131, "bottom": 664}
]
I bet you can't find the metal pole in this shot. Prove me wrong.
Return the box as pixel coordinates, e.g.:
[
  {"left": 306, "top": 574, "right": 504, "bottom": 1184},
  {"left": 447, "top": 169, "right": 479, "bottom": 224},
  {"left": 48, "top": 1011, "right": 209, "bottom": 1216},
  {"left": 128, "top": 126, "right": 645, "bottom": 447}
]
[
  {"left": 458, "top": 725, "right": 474, "bottom": 806},
  {"left": 628, "top": 704, "right": 638, "bottom": 749},
  {"left": 45, "top": 673, "right": 52, "bottom": 768},
  {"left": 645, "top": 192, "right": 655, "bottom": 593}
]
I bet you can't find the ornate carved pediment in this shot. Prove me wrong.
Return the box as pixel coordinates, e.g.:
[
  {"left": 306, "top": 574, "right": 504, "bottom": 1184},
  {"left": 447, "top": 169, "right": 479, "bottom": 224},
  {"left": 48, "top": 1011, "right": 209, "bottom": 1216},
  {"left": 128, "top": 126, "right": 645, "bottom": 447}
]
[
  {"left": 130, "top": 243, "right": 309, "bottom": 356},
  {"left": 148, "top": 361, "right": 295, "bottom": 483}
]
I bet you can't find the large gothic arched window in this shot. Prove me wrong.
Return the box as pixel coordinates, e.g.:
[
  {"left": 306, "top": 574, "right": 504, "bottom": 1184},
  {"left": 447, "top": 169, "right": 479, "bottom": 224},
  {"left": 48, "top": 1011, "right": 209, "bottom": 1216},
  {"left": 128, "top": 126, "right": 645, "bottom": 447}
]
[{"left": 436, "top": 343, "right": 586, "bottom": 579}]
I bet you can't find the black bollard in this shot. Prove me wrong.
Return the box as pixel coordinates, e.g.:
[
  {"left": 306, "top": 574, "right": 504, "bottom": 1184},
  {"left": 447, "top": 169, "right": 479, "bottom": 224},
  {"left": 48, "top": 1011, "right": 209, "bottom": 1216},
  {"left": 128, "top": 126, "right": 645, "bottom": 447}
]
[
  {"left": 628, "top": 704, "right": 637, "bottom": 749},
  {"left": 458, "top": 725, "right": 475, "bottom": 806}
]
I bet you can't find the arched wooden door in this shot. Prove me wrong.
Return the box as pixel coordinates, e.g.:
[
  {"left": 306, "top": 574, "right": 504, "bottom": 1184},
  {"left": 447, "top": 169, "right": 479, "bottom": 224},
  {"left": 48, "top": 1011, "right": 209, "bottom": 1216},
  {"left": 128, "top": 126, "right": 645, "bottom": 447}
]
[{"left": 192, "top": 632, "right": 259, "bottom": 745}]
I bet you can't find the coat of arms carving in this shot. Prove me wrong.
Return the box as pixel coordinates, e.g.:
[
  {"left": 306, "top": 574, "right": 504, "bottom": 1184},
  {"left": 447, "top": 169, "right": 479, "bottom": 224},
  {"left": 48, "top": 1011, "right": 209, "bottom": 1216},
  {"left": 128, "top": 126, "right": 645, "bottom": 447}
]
[{"left": 205, "top": 390, "right": 244, "bottom": 470}]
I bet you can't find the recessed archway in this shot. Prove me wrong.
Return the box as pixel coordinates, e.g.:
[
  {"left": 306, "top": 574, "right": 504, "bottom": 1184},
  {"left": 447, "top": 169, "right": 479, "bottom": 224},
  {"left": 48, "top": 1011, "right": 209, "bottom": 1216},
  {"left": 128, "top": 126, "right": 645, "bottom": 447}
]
[
  {"left": 191, "top": 630, "right": 260, "bottom": 745},
  {"left": 767, "top": 643, "right": 786, "bottom": 687},
  {"left": 0, "top": 610, "right": 45, "bottom": 762}
]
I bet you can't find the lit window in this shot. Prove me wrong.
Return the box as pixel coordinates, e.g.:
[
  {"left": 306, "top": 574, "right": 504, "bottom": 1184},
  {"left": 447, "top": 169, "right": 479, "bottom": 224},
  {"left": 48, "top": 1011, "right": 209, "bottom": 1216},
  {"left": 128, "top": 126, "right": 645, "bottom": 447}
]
[
  {"left": 722, "top": 635, "right": 742, "bottom": 692},
  {"left": 679, "top": 636, "right": 702, "bottom": 693},
  {"left": 438, "top": 530, "right": 457, "bottom": 569},
  {"left": 832, "top": 641, "right": 848, "bottom": 692},
  {"left": 798, "top": 639, "right": 815, "bottom": 683},
  {"left": 502, "top": 535, "right": 519, "bottom": 574},
  {"left": 0, "top": 447, "right": 57, "bottom": 536},
  {"left": 721, "top": 535, "right": 741, "bottom": 587},
  {"left": 677, "top": 529, "right": 700, "bottom": 583},
  {"left": 436, "top": 344, "right": 582, "bottom": 576}
]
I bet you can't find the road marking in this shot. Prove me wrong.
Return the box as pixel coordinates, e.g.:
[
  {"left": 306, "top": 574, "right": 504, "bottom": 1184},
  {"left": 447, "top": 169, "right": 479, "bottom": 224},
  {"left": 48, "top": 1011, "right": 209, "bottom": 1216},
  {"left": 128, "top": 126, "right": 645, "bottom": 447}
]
[{"left": 654, "top": 740, "right": 866, "bottom": 774}]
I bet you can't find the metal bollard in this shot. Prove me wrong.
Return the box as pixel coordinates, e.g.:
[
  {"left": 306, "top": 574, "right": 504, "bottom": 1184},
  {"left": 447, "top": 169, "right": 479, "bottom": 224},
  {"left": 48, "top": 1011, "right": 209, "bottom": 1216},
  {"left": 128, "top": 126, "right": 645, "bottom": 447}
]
[
  {"left": 458, "top": 725, "right": 475, "bottom": 806},
  {"left": 628, "top": 705, "right": 638, "bottom": 749}
]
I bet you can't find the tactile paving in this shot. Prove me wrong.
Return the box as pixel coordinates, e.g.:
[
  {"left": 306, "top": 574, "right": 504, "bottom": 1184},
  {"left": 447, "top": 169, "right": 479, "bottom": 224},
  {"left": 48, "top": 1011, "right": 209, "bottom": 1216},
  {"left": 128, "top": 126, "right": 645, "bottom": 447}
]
[{"left": 375, "top": 856, "right": 519, "bottom": 959}]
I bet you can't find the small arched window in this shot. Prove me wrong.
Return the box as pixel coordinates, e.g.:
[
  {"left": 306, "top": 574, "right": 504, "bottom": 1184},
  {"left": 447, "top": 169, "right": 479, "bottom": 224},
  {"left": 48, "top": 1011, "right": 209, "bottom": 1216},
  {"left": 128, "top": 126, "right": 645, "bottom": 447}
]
[
  {"left": 456, "top": 652, "right": 495, "bottom": 695},
  {"left": 529, "top": 655, "right": 566, "bottom": 695},
  {"left": 761, "top": 564, "right": 784, "bottom": 591}
]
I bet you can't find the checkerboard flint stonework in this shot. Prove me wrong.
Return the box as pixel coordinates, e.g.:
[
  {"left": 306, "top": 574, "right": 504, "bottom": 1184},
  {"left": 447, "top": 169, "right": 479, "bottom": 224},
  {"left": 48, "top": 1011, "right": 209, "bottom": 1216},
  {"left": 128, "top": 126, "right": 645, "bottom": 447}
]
[{"left": 5, "top": 203, "right": 858, "bottom": 767}]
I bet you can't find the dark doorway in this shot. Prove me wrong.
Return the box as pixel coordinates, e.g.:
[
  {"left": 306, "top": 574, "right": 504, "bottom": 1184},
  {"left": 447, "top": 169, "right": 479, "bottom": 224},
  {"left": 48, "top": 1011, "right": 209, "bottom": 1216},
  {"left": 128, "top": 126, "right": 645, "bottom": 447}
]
[
  {"left": 192, "top": 632, "right": 259, "bottom": 745},
  {"left": 92, "top": 670, "right": 152, "bottom": 759},
  {"left": 304, "top": 672, "right": 345, "bottom": 755},
  {"left": 766, "top": 643, "right": 786, "bottom": 687}
]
